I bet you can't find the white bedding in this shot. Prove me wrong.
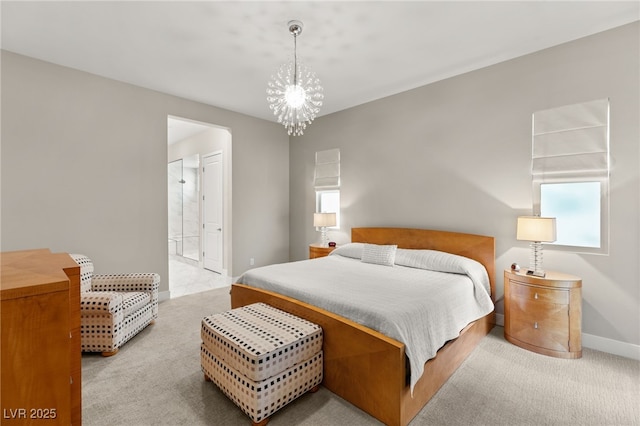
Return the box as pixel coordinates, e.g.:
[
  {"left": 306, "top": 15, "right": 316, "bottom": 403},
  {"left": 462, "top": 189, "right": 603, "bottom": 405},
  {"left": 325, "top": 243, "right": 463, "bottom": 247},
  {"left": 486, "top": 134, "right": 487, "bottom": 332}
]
[{"left": 237, "top": 244, "right": 494, "bottom": 392}]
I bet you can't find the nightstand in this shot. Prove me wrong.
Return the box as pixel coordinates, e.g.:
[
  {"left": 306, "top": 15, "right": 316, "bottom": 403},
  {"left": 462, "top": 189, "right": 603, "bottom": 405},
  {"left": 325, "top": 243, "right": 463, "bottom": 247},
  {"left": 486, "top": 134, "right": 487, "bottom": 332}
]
[
  {"left": 504, "top": 269, "right": 582, "bottom": 359},
  {"left": 309, "top": 244, "right": 336, "bottom": 259}
]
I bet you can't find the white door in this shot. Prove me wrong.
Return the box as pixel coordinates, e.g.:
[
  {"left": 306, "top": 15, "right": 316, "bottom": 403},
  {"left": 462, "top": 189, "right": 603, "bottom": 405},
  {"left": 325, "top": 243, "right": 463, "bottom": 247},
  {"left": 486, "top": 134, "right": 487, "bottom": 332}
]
[{"left": 203, "top": 153, "right": 223, "bottom": 273}]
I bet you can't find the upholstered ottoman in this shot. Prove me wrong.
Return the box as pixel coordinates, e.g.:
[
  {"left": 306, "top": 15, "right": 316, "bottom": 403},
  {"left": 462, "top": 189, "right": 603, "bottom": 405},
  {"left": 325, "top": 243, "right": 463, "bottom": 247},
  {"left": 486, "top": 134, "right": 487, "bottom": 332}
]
[{"left": 201, "top": 303, "right": 323, "bottom": 426}]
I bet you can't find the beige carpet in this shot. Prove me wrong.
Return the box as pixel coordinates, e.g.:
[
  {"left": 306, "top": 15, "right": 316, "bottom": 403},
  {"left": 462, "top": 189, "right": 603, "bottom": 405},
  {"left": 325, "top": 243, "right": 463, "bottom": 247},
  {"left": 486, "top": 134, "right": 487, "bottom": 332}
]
[{"left": 82, "top": 287, "right": 639, "bottom": 425}]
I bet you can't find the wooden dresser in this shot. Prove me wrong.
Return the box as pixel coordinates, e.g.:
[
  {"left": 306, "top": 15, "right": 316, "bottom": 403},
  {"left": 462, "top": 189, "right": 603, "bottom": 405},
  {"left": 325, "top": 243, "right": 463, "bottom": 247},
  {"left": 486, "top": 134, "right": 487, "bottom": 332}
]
[
  {"left": 504, "top": 269, "right": 582, "bottom": 359},
  {"left": 1, "top": 249, "right": 81, "bottom": 424}
]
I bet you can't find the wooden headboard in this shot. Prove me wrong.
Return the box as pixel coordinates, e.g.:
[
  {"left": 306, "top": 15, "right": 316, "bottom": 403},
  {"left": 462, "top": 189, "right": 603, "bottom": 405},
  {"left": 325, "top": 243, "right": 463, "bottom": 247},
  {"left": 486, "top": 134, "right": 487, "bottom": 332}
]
[{"left": 351, "top": 227, "right": 496, "bottom": 300}]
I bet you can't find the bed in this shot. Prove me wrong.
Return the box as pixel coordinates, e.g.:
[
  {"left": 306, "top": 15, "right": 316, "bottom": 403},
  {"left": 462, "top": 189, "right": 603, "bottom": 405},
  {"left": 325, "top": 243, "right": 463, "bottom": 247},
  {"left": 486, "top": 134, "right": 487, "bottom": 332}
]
[{"left": 230, "top": 227, "right": 496, "bottom": 426}]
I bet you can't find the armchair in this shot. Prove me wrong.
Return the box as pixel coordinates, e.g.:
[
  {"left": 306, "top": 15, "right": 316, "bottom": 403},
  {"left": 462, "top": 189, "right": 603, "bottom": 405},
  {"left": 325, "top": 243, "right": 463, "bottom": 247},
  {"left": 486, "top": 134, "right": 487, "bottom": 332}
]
[{"left": 70, "top": 254, "right": 159, "bottom": 356}]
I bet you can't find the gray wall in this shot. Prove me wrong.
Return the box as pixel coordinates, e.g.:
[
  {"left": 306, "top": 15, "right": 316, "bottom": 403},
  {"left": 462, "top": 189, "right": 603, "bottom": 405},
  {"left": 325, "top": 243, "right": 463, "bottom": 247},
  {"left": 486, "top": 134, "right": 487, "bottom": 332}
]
[
  {"left": 290, "top": 23, "right": 639, "bottom": 350},
  {"left": 1, "top": 51, "right": 290, "bottom": 296}
]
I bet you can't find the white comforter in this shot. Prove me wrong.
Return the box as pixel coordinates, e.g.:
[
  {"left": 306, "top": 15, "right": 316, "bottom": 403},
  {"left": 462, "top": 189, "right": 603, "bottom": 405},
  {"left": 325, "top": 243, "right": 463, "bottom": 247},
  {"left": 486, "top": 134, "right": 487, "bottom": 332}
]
[{"left": 237, "top": 244, "right": 494, "bottom": 392}]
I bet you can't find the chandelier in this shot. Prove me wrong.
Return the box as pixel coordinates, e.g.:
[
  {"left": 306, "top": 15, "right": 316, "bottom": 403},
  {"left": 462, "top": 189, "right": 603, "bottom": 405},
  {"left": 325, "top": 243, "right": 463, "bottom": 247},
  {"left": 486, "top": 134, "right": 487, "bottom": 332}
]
[{"left": 267, "top": 20, "right": 324, "bottom": 136}]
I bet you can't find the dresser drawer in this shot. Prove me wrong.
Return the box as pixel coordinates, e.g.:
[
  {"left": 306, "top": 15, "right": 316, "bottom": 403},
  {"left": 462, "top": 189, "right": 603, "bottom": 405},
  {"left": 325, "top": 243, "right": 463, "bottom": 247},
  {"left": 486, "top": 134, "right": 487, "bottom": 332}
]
[
  {"left": 510, "top": 280, "right": 569, "bottom": 305},
  {"left": 508, "top": 296, "right": 569, "bottom": 352}
]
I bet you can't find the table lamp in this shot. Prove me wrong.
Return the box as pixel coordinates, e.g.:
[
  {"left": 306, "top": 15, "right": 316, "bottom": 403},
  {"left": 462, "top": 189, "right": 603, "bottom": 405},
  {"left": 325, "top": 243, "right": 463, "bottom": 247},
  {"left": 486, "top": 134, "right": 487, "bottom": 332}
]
[
  {"left": 516, "top": 216, "right": 557, "bottom": 277},
  {"left": 314, "top": 212, "right": 336, "bottom": 247}
]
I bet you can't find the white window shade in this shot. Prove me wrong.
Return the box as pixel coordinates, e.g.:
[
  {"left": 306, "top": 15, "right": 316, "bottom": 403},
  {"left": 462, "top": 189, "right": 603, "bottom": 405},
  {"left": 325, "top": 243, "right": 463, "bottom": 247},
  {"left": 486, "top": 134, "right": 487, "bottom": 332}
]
[
  {"left": 314, "top": 148, "right": 340, "bottom": 189},
  {"left": 532, "top": 99, "right": 609, "bottom": 177}
]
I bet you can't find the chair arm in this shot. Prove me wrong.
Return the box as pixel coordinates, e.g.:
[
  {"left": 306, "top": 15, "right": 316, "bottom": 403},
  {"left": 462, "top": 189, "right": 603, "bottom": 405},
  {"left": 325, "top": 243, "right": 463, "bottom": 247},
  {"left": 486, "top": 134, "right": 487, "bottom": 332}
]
[
  {"left": 81, "top": 292, "right": 123, "bottom": 314},
  {"left": 91, "top": 273, "right": 160, "bottom": 293}
]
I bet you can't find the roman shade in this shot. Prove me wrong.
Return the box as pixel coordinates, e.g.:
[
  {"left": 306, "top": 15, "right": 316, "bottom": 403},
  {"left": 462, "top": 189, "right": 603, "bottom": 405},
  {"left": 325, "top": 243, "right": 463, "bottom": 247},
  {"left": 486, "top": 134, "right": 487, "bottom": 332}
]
[
  {"left": 314, "top": 148, "right": 340, "bottom": 189},
  {"left": 532, "top": 98, "right": 609, "bottom": 178}
]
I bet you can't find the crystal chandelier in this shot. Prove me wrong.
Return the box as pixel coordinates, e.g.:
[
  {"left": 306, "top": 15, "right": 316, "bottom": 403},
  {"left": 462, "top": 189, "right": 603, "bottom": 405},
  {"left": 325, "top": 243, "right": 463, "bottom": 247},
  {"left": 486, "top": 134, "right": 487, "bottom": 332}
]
[{"left": 267, "top": 20, "right": 324, "bottom": 136}]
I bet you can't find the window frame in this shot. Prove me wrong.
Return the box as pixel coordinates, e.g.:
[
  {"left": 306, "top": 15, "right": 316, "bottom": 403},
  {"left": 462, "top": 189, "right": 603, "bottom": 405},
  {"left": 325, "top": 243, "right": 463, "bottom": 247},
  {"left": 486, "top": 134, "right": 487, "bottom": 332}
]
[{"left": 533, "top": 175, "right": 609, "bottom": 255}]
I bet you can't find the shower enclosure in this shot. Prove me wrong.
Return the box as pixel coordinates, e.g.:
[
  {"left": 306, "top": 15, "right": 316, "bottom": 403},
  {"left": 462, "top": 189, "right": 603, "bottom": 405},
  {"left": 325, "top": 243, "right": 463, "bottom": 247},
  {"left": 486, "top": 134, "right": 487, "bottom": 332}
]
[{"left": 168, "top": 154, "right": 200, "bottom": 261}]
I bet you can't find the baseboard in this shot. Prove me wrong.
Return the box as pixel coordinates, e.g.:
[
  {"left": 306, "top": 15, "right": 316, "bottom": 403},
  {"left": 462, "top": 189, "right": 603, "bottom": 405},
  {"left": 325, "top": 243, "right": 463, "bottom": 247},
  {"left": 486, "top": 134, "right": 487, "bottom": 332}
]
[
  {"left": 582, "top": 333, "right": 640, "bottom": 361},
  {"left": 494, "top": 312, "right": 639, "bottom": 361},
  {"left": 158, "top": 290, "right": 171, "bottom": 302}
]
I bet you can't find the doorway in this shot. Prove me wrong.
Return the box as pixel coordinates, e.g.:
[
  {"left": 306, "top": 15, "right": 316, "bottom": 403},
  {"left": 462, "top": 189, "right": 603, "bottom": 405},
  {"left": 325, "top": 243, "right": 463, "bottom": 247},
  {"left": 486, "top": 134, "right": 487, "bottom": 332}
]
[{"left": 167, "top": 116, "right": 232, "bottom": 298}]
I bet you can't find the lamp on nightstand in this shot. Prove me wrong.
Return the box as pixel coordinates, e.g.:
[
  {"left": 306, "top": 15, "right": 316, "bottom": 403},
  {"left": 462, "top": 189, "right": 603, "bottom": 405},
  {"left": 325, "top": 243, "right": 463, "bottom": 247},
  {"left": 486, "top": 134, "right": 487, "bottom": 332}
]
[
  {"left": 517, "top": 216, "right": 557, "bottom": 277},
  {"left": 314, "top": 212, "right": 336, "bottom": 247}
]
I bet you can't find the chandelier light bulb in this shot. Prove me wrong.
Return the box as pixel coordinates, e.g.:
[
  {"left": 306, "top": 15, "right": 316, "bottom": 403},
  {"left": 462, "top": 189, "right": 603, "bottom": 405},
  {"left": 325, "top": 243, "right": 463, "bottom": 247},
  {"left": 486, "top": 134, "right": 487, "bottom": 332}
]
[
  {"left": 285, "top": 84, "right": 306, "bottom": 108},
  {"left": 266, "top": 20, "right": 323, "bottom": 136}
]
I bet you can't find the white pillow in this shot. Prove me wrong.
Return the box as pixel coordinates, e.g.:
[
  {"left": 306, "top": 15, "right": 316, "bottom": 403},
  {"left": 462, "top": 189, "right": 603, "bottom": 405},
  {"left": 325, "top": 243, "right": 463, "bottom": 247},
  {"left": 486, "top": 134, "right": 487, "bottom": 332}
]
[
  {"left": 361, "top": 243, "right": 397, "bottom": 266},
  {"left": 329, "top": 243, "right": 364, "bottom": 259}
]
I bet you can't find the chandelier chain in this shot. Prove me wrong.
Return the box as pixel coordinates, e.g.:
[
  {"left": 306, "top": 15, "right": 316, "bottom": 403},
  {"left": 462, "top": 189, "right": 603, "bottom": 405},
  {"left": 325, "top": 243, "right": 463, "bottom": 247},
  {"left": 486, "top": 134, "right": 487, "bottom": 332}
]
[{"left": 293, "top": 33, "right": 298, "bottom": 87}]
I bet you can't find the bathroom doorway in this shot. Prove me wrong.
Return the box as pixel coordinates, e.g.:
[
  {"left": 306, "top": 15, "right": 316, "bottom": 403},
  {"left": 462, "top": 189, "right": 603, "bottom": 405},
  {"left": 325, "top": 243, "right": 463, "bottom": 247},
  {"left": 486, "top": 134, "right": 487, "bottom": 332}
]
[{"left": 167, "top": 116, "right": 232, "bottom": 298}]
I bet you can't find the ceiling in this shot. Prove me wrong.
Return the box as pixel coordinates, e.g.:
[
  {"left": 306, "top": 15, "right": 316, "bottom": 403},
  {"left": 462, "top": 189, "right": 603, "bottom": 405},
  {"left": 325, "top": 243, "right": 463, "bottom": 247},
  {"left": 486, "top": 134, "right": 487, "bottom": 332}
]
[{"left": 2, "top": 1, "right": 638, "bottom": 126}]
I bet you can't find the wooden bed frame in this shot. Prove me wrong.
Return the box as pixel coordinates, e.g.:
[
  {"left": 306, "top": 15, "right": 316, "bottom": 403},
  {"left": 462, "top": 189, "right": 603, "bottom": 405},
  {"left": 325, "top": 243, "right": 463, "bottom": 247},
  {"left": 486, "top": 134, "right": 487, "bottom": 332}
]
[{"left": 231, "top": 227, "right": 496, "bottom": 426}]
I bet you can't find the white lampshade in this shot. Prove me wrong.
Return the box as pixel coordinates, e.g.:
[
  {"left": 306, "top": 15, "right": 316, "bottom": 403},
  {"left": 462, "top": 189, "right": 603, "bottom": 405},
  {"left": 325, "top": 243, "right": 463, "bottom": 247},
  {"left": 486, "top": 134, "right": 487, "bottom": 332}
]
[
  {"left": 516, "top": 216, "right": 557, "bottom": 243},
  {"left": 314, "top": 212, "right": 336, "bottom": 228}
]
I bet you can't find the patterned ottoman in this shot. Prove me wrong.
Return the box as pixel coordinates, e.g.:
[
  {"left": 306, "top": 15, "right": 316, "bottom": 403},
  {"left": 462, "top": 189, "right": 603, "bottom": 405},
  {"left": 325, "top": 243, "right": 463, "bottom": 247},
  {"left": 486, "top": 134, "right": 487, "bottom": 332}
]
[{"left": 201, "top": 303, "right": 323, "bottom": 426}]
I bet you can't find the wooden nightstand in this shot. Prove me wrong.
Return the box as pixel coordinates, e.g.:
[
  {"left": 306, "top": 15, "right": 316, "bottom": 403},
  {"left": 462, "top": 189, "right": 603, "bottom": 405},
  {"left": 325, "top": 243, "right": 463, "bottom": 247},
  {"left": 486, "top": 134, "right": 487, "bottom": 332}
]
[
  {"left": 504, "top": 269, "right": 582, "bottom": 359},
  {"left": 309, "top": 244, "right": 336, "bottom": 259}
]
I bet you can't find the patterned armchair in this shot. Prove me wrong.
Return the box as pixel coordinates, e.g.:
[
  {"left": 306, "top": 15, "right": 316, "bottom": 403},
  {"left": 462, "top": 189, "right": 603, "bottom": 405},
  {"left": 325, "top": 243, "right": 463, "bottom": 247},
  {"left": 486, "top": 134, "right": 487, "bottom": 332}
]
[{"left": 70, "top": 254, "right": 159, "bottom": 357}]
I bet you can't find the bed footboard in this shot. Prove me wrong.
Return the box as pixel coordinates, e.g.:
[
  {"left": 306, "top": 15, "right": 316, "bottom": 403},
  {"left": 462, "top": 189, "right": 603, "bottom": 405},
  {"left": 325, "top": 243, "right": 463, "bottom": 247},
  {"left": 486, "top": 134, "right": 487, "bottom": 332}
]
[
  {"left": 231, "top": 283, "right": 494, "bottom": 426},
  {"left": 231, "top": 284, "right": 406, "bottom": 425}
]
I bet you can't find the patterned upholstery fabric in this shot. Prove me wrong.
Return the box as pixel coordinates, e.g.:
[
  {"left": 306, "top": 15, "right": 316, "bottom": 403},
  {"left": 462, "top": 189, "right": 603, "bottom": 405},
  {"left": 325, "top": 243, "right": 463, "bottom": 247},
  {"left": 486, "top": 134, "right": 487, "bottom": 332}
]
[
  {"left": 201, "top": 303, "right": 323, "bottom": 424},
  {"left": 70, "top": 254, "right": 160, "bottom": 354},
  {"left": 201, "top": 345, "right": 323, "bottom": 424},
  {"left": 201, "top": 303, "right": 323, "bottom": 381},
  {"left": 72, "top": 254, "right": 94, "bottom": 293},
  {"left": 121, "top": 292, "right": 151, "bottom": 317}
]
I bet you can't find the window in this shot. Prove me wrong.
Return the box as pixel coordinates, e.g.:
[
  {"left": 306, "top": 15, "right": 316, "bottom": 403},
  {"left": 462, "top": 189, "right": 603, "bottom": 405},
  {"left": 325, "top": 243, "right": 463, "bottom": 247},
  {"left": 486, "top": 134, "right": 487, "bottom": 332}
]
[
  {"left": 532, "top": 99, "right": 609, "bottom": 254},
  {"left": 314, "top": 148, "right": 340, "bottom": 228},
  {"left": 539, "top": 181, "right": 603, "bottom": 248},
  {"left": 316, "top": 190, "right": 340, "bottom": 228}
]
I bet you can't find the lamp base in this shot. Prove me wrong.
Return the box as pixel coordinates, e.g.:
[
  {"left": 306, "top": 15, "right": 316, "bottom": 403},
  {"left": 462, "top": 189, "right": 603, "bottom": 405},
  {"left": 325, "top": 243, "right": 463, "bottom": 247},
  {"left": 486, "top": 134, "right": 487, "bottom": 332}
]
[
  {"left": 319, "top": 227, "right": 329, "bottom": 248},
  {"left": 528, "top": 241, "right": 547, "bottom": 278}
]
